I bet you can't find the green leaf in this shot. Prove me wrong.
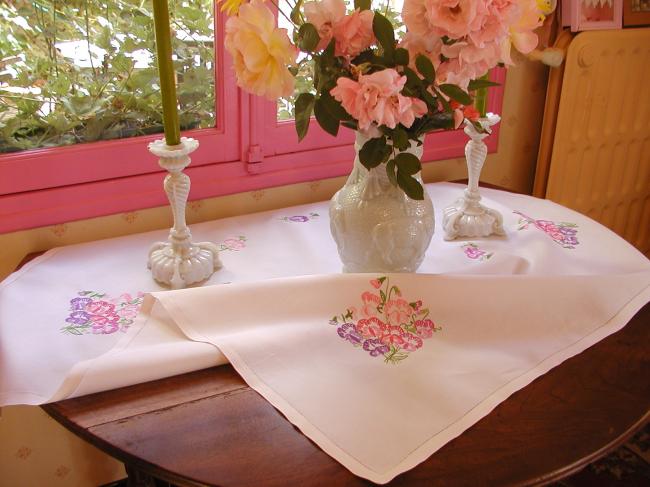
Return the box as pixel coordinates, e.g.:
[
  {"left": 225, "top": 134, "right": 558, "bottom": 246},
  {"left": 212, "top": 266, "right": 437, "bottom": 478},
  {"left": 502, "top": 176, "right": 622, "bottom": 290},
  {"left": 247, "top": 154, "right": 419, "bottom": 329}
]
[
  {"left": 397, "top": 172, "right": 424, "bottom": 200},
  {"left": 294, "top": 93, "right": 315, "bottom": 141},
  {"left": 372, "top": 12, "right": 395, "bottom": 55},
  {"left": 415, "top": 55, "right": 435, "bottom": 83},
  {"left": 290, "top": 0, "right": 304, "bottom": 24},
  {"left": 439, "top": 84, "right": 472, "bottom": 106},
  {"left": 391, "top": 127, "right": 409, "bottom": 151},
  {"left": 394, "top": 48, "right": 409, "bottom": 66},
  {"left": 297, "top": 23, "right": 320, "bottom": 52},
  {"left": 319, "top": 91, "right": 351, "bottom": 121},
  {"left": 386, "top": 158, "right": 397, "bottom": 187},
  {"left": 112, "top": 53, "right": 134, "bottom": 73},
  {"left": 402, "top": 67, "right": 422, "bottom": 89},
  {"left": 394, "top": 152, "right": 421, "bottom": 176},
  {"left": 314, "top": 97, "right": 339, "bottom": 137},
  {"left": 359, "top": 136, "right": 390, "bottom": 170},
  {"left": 354, "top": 0, "right": 371, "bottom": 10},
  {"left": 467, "top": 79, "right": 500, "bottom": 91}
]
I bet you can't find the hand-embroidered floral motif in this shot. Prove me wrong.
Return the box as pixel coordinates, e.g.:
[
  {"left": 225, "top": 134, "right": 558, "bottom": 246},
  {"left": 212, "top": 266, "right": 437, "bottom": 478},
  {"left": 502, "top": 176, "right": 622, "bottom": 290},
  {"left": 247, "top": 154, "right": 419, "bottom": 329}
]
[
  {"left": 219, "top": 236, "right": 247, "bottom": 251},
  {"left": 279, "top": 212, "right": 319, "bottom": 222},
  {"left": 514, "top": 211, "right": 579, "bottom": 249},
  {"left": 462, "top": 243, "right": 493, "bottom": 261},
  {"left": 329, "top": 276, "right": 441, "bottom": 364},
  {"left": 61, "top": 291, "right": 145, "bottom": 336}
]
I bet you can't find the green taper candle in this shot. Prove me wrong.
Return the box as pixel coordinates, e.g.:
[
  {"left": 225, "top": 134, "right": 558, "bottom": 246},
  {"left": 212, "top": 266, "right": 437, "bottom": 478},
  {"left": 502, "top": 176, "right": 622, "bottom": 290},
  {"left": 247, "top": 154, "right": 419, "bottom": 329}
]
[{"left": 152, "top": 0, "right": 180, "bottom": 146}]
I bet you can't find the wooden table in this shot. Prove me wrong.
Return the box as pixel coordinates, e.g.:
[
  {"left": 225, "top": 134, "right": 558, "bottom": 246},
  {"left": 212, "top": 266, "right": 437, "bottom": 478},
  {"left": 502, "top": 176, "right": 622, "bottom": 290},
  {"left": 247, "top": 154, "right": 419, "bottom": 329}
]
[{"left": 42, "top": 303, "right": 650, "bottom": 487}]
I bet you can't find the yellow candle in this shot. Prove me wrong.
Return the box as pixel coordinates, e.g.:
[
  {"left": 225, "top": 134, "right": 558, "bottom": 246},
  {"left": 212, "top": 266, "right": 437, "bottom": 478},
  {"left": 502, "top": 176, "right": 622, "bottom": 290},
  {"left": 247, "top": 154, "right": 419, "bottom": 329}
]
[{"left": 152, "top": 0, "right": 181, "bottom": 146}]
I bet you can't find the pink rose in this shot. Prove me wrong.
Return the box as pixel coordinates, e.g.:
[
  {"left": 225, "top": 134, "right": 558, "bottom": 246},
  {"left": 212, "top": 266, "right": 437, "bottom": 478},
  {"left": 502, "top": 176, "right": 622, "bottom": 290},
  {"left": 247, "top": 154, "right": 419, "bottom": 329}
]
[
  {"left": 332, "top": 9, "right": 375, "bottom": 58},
  {"left": 225, "top": 0, "right": 297, "bottom": 100},
  {"left": 384, "top": 298, "right": 412, "bottom": 326},
  {"left": 469, "top": 0, "right": 518, "bottom": 47},
  {"left": 304, "top": 0, "right": 346, "bottom": 51},
  {"left": 331, "top": 69, "right": 427, "bottom": 130},
  {"left": 403, "top": 0, "right": 485, "bottom": 40}
]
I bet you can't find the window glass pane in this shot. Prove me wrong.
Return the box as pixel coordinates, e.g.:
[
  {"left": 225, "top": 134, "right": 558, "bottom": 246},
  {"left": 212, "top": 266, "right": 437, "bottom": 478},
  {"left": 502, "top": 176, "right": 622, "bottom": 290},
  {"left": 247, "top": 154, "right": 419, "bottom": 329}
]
[
  {"left": 0, "top": 0, "right": 215, "bottom": 154},
  {"left": 276, "top": 0, "right": 403, "bottom": 122}
]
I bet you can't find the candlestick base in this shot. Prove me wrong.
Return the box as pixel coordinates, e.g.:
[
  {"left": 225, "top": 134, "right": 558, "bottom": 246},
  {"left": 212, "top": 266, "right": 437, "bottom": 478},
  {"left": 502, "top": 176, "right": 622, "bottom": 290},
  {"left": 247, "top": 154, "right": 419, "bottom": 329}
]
[
  {"left": 147, "top": 137, "right": 221, "bottom": 288},
  {"left": 442, "top": 114, "right": 505, "bottom": 241}
]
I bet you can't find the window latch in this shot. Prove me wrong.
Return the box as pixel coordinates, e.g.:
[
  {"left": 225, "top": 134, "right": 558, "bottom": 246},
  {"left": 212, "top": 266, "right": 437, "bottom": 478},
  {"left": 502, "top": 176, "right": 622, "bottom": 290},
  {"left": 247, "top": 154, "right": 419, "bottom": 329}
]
[{"left": 247, "top": 145, "right": 264, "bottom": 173}]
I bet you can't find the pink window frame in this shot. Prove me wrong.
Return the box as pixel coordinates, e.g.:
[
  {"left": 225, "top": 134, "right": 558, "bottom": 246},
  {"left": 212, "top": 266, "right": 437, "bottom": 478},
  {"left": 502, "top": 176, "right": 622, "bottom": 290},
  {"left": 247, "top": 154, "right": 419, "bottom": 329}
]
[{"left": 0, "top": 6, "right": 506, "bottom": 234}]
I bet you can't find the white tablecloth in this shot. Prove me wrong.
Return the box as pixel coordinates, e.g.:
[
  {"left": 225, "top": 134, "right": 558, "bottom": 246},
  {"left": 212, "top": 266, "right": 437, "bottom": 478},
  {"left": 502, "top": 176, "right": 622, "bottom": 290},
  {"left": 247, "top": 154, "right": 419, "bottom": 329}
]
[{"left": 1, "top": 183, "right": 648, "bottom": 483}]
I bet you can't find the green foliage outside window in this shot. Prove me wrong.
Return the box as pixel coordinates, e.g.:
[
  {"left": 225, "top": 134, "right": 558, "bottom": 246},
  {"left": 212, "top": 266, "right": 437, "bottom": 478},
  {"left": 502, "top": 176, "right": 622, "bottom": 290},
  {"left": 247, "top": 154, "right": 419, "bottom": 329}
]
[{"left": 0, "top": 0, "right": 215, "bottom": 154}]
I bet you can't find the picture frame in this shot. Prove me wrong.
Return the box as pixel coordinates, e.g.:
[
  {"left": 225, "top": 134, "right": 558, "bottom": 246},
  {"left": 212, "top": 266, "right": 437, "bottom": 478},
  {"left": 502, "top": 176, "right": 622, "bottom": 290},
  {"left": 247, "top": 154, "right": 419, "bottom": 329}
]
[
  {"left": 623, "top": 0, "right": 650, "bottom": 25},
  {"left": 562, "top": 0, "right": 624, "bottom": 31}
]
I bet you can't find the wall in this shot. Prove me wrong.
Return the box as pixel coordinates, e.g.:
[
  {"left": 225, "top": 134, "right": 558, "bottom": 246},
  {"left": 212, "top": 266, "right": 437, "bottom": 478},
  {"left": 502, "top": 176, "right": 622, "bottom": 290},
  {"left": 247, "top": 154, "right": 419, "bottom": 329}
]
[{"left": 0, "top": 58, "right": 549, "bottom": 486}]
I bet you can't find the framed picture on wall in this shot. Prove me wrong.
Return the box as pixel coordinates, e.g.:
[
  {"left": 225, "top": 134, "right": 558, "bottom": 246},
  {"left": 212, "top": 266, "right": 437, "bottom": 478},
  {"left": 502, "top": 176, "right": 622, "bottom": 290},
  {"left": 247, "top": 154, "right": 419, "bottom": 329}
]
[
  {"left": 562, "top": 0, "right": 624, "bottom": 31},
  {"left": 623, "top": 0, "right": 650, "bottom": 25}
]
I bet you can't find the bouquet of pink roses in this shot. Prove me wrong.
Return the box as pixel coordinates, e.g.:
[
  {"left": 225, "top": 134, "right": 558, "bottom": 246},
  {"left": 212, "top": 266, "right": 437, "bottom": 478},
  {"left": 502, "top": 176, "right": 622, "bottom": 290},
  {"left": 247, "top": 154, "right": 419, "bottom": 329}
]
[{"left": 222, "top": 0, "right": 545, "bottom": 198}]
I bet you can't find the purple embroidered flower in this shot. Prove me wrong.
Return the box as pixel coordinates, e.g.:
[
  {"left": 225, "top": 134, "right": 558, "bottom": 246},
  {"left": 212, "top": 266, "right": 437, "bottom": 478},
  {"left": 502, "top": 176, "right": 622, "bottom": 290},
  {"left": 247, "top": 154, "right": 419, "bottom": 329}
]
[
  {"left": 66, "top": 310, "right": 91, "bottom": 325},
  {"left": 62, "top": 291, "right": 145, "bottom": 336},
  {"left": 337, "top": 323, "right": 363, "bottom": 345},
  {"left": 289, "top": 215, "right": 309, "bottom": 222},
  {"left": 559, "top": 226, "right": 577, "bottom": 236},
  {"left": 362, "top": 338, "right": 390, "bottom": 357},
  {"left": 70, "top": 297, "right": 93, "bottom": 311}
]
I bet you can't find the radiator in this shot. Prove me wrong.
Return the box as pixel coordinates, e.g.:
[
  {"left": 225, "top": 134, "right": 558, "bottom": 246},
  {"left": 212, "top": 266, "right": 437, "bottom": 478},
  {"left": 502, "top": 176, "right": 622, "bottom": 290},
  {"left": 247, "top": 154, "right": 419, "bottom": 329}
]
[{"left": 535, "top": 28, "right": 650, "bottom": 257}]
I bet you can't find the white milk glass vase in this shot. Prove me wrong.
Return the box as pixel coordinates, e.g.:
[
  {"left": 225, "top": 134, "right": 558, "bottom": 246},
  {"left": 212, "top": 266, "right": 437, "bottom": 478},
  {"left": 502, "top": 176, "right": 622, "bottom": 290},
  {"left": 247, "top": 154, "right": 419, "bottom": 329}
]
[{"left": 329, "top": 132, "right": 435, "bottom": 273}]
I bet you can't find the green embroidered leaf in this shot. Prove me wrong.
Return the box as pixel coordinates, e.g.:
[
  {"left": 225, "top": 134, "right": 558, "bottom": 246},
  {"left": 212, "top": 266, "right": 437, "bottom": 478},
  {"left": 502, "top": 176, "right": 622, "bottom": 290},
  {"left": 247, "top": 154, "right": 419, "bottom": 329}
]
[
  {"left": 297, "top": 23, "right": 320, "bottom": 52},
  {"left": 394, "top": 152, "right": 421, "bottom": 176},
  {"left": 415, "top": 55, "right": 435, "bottom": 83},
  {"left": 439, "top": 84, "right": 473, "bottom": 106},
  {"left": 359, "top": 136, "right": 390, "bottom": 170},
  {"left": 294, "top": 93, "right": 316, "bottom": 141},
  {"left": 380, "top": 289, "right": 387, "bottom": 301},
  {"left": 372, "top": 12, "right": 395, "bottom": 56},
  {"left": 314, "top": 97, "right": 339, "bottom": 136},
  {"left": 397, "top": 171, "right": 424, "bottom": 200}
]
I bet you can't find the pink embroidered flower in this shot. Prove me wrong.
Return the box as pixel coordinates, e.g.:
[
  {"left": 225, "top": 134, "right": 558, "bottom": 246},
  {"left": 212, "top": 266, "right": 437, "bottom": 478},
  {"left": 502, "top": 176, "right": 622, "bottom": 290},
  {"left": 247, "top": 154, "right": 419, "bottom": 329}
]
[
  {"left": 223, "top": 237, "right": 246, "bottom": 250},
  {"left": 360, "top": 291, "right": 381, "bottom": 317},
  {"left": 380, "top": 325, "right": 406, "bottom": 347},
  {"left": 85, "top": 300, "right": 116, "bottom": 316},
  {"left": 304, "top": 0, "right": 346, "bottom": 51},
  {"left": 384, "top": 298, "right": 412, "bottom": 326},
  {"left": 331, "top": 69, "right": 427, "bottom": 131},
  {"left": 415, "top": 318, "right": 436, "bottom": 338},
  {"left": 370, "top": 279, "right": 382, "bottom": 289},
  {"left": 464, "top": 246, "right": 484, "bottom": 259},
  {"left": 356, "top": 316, "right": 387, "bottom": 338},
  {"left": 92, "top": 320, "right": 120, "bottom": 334},
  {"left": 332, "top": 8, "right": 375, "bottom": 58},
  {"left": 401, "top": 332, "right": 423, "bottom": 351}
]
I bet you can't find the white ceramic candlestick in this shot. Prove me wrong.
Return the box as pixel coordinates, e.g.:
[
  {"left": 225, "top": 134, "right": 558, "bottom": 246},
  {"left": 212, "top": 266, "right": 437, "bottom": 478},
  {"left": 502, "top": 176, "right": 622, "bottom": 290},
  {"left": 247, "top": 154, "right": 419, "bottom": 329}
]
[
  {"left": 147, "top": 137, "right": 221, "bottom": 288},
  {"left": 442, "top": 113, "right": 505, "bottom": 240}
]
